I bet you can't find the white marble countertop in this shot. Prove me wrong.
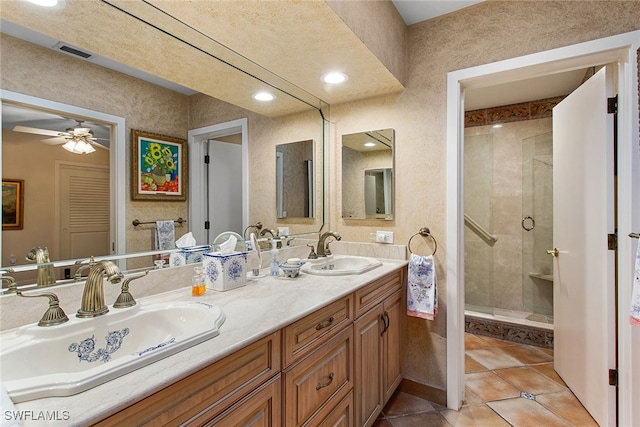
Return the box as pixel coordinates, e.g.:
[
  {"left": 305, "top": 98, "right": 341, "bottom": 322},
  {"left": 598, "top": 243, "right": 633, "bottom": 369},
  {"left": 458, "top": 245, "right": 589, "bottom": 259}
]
[{"left": 10, "top": 258, "right": 407, "bottom": 426}]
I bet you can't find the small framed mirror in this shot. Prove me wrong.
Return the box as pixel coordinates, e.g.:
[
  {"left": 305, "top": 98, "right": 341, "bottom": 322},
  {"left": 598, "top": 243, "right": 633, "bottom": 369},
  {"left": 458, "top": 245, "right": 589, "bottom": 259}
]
[
  {"left": 342, "top": 129, "right": 395, "bottom": 220},
  {"left": 276, "top": 139, "right": 314, "bottom": 219}
]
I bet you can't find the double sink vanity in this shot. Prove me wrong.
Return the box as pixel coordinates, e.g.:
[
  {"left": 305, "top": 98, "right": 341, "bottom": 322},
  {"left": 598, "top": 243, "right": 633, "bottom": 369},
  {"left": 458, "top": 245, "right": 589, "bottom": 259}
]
[{"left": 1, "top": 250, "right": 408, "bottom": 426}]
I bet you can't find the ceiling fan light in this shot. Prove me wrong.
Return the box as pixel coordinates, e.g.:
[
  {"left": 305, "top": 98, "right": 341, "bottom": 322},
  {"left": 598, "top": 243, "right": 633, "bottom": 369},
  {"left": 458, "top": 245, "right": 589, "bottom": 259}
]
[{"left": 62, "top": 139, "right": 95, "bottom": 154}]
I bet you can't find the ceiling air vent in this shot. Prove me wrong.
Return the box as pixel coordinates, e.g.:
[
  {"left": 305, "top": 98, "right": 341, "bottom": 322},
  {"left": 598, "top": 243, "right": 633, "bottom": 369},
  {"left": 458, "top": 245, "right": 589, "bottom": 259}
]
[{"left": 52, "top": 42, "right": 92, "bottom": 59}]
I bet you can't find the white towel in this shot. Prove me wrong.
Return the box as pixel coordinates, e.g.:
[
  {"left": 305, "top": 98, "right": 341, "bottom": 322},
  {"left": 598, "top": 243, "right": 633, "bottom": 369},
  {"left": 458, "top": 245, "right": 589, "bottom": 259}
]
[
  {"left": 1, "top": 384, "right": 21, "bottom": 427},
  {"left": 630, "top": 241, "right": 640, "bottom": 326},
  {"left": 155, "top": 220, "right": 175, "bottom": 251},
  {"left": 407, "top": 253, "right": 438, "bottom": 320}
]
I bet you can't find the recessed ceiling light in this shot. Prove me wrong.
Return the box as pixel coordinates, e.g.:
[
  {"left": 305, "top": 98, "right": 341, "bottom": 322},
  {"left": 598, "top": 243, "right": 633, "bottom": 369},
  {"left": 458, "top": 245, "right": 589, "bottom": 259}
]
[
  {"left": 252, "top": 91, "right": 276, "bottom": 102},
  {"left": 25, "top": 0, "right": 60, "bottom": 6},
  {"left": 321, "top": 71, "right": 349, "bottom": 84},
  {"left": 364, "top": 142, "right": 376, "bottom": 147}
]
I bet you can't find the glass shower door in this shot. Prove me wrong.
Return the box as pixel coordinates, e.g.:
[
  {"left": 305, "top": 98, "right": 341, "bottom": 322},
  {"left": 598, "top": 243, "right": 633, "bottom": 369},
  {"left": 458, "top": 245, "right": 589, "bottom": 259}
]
[{"left": 521, "top": 131, "right": 554, "bottom": 323}]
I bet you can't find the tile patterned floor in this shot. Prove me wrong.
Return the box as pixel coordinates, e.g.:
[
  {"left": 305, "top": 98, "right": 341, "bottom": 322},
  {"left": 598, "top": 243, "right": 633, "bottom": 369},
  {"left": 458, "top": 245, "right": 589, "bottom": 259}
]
[{"left": 373, "top": 333, "right": 598, "bottom": 426}]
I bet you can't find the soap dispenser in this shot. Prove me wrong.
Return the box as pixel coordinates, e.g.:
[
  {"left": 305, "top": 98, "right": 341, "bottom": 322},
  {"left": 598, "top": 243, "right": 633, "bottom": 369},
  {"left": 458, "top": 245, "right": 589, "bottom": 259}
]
[{"left": 269, "top": 240, "right": 280, "bottom": 277}]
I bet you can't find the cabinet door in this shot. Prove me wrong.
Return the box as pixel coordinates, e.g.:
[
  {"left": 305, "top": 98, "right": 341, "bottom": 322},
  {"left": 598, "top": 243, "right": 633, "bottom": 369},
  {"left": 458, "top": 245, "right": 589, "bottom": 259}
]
[
  {"left": 354, "top": 305, "right": 383, "bottom": 427},
  {"left": 381, "top": 289, "right": 403, "bottom": 403}
]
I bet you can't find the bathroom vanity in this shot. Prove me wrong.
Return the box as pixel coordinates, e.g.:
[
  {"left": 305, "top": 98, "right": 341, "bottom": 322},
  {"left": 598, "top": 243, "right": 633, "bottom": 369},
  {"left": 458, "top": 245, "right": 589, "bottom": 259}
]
[{"left": 8, "top": 258, "right": 407, "bottom": 427}]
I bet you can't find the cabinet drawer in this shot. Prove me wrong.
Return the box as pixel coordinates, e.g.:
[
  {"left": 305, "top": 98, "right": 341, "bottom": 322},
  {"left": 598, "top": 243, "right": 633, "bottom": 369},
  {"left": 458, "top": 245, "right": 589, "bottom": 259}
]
[
  {"left": 284, "top": 325, "right": 354, "bottom": 427},
  {"left": 203, "top": 374, "right": 282, "bottom": 427},
  {"left": 354, "top": 269, "right": 404, "bottom": 318},
  {"left": 306, "top": 390, "right": 354, "bottom": 427},
  {"left": 93, "top": 331, "right": 281, "bottom": 426},
  {"left": 283, "top": 295, "right": 353, "bottom": 367}
]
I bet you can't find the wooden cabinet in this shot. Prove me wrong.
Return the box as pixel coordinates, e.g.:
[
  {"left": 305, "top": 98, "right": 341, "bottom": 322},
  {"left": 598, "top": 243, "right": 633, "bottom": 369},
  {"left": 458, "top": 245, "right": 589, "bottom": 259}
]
[
  {"left": 353, "top": 271, "right": 404, "bottom": 427},
  {"left": 93, "top": 332, "right": 281, "bottom": 426},
  {"left": 93, "top": 266, "right": 406, "bottom": 427},
  {"left": 203, "top": 375, "right": 281, "bottom": 427},
  {"left": 283, "top": 295, "right": 353, "bottom": 368},
  {"left": 283, "top": 325, "right": 354, "bottom": 426}
]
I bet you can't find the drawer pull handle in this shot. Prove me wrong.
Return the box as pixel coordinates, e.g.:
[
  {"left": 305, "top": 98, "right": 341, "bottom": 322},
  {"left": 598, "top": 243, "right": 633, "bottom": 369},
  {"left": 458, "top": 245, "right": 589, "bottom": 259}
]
[
  {"left": 316, "top": 372, "right": 335, "bottom": 390},
  {"left": 315, "top": 316, "right": 334, "bottom": 330}
]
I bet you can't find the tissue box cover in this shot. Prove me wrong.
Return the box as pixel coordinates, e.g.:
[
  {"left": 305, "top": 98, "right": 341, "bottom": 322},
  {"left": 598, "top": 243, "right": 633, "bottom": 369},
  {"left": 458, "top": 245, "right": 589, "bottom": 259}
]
[
  {"left": 179, "top": 245, "right": 212, "bottom": 264},
  {"left": 203, "top": 251, "right": 248, "bottom": 291}
]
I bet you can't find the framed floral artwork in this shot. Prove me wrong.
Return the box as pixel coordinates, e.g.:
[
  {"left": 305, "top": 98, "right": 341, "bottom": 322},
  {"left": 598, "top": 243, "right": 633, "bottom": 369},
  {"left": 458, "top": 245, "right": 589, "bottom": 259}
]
[
  {"left": 2, "top": 179, "right": 24, "bottom": 230},
  {"left": 131, "top": 130, "right": 188, "bottom": 201}
]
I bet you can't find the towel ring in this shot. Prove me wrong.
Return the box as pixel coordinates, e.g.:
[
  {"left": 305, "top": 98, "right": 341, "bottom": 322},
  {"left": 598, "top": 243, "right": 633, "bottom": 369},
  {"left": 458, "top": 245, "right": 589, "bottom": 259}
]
[{"left": 408, "top": 227, "right": 437, "bottom": 256}]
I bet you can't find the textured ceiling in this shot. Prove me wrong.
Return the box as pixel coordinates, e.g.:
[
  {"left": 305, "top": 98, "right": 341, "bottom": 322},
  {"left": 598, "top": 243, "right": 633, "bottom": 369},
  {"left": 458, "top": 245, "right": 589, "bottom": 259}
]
[{"left": 0, "top": 0, "right": 405, "bottom": 117}]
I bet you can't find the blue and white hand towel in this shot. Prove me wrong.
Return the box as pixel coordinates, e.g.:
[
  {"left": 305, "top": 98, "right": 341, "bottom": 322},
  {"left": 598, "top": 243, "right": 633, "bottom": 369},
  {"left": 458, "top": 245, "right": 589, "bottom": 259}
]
[
  {"left": 155, "top": 220, "right": 175, "bottom": 251},
  {"left": 407, "top": 253, "right": 438, "bottom": 320},
  {"left": 630, "top": 241, "right": 640, "bottom": 326}
]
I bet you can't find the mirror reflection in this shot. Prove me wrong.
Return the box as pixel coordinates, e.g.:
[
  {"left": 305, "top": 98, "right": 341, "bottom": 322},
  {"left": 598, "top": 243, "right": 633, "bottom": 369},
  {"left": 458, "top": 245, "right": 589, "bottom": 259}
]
[
  {"left": 276, "top": 140, "right": 314, "bottom": 219},
  {"left": 2, "top": 102, "right": 113, "bottom": 285},
  {"left": 342, "top": 129, "right": 394, "bottom": 220},
  {"left": 1, "top": 1, "right": 328, "bottom": 290}
]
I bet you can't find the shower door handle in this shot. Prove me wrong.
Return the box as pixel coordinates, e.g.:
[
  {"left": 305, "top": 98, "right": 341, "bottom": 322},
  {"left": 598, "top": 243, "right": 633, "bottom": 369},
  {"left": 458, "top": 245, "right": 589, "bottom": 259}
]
[{"left": 546, "top": 248, "right": 559, "bottom": 257}]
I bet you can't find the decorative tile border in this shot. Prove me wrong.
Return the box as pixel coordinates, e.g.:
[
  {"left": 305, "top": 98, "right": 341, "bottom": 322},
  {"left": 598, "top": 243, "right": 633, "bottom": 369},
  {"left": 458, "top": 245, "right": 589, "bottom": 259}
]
[
  {"left": 465, "top": 96, "right": 566, "bottom": 128},
  {"left": 465, "top": 315, "right": 553, "bottom": 349}
]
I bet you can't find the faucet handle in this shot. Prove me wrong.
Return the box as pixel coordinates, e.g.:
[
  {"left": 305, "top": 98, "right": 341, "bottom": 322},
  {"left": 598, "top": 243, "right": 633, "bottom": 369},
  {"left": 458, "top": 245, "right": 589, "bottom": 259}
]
[
  {"left": 325, "top": 241, "right": 334, "bottom": 256},
  {"left": 2, "top": 276, "right": 17, "bottom": 293},
  {"left": 16, "top": 289, "right": 69, "bottom": 327},
  {"left": 306, "top": 244, "right": 318, "bottom": 259},
  {"left": 113, "top": 270, "right": 149, "bottom": 308}
]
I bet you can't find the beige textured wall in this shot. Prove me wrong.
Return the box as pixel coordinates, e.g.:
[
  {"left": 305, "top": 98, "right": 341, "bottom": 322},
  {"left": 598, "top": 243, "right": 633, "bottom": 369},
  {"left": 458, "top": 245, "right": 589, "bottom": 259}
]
[
  {"left": 326, "top": 0, "right": 408, "bottom": 85},
  {"left": 330, "top": 1, "right": 640, "bottom": 393}
]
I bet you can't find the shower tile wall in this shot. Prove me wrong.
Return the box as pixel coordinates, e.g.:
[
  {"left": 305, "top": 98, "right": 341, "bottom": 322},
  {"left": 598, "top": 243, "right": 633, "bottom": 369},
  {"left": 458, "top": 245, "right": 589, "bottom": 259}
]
[{"left": 465, "top": 117, "right": 553, "bottom": 315}]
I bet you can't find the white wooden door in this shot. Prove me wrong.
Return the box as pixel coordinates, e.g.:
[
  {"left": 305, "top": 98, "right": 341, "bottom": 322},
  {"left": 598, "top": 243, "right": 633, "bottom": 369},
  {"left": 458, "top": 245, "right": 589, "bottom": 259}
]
[
  {"left": 58, "top": 163, "right": 110, "bottom": 259},
  {"left": 207, "top": 139, "right": 243, "bottom": 240},
  {"left": 552, "top": 66, "right": 616, "bottom": 427}
]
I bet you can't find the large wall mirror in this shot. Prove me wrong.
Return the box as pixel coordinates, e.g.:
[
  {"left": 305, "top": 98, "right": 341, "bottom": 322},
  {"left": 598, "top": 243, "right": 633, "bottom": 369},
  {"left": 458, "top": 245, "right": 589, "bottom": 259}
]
[
  {"left": 0, "top": 2, "right": 327, "bottom": 289},
  {"left": 342, "top": 129, "right": 395, "bottom": 220},
  {"left": 276, "top": 140, "right": 314, "bottom": 219}
]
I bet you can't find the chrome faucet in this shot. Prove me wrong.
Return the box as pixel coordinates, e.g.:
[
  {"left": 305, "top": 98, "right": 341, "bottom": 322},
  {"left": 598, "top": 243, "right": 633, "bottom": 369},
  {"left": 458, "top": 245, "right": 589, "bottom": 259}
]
[
  {"left": 317, "top": 231, "right": 342, "bottom": 257},
  {"left": 77, "top": 260, "right": 123, "bottom": 318},
  {"left": 26, "top": 247, "right": 56, "bottom": 287}
]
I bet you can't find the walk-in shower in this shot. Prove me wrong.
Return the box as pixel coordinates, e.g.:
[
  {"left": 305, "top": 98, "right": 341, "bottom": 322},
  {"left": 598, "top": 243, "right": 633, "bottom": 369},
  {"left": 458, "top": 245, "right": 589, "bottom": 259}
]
[{"left": 463, "top": 114, "right": 554, "bottom": 346}]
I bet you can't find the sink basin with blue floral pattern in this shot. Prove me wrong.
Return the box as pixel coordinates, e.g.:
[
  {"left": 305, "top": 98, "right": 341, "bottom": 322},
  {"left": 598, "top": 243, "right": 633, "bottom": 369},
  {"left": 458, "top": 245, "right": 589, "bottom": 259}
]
[{"left": 0, "top": 300, "right": 225, "bottom": 402}]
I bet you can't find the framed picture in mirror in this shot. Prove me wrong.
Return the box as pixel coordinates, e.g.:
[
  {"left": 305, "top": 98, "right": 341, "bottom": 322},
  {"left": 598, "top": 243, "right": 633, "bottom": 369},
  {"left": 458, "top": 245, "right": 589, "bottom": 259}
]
[
  {"left": 2, "top": 179, "right": 24, "bottom": 230},
  {"left": 131, "top": 130, "right": 188, "bottom": 201}
]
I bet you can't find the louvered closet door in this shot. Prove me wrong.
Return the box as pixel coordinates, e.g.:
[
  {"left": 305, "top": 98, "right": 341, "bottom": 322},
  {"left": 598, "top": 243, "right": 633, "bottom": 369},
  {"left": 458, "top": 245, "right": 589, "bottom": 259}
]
[{"left": 58, "top": 163, "right": 110, "bottom": 260}]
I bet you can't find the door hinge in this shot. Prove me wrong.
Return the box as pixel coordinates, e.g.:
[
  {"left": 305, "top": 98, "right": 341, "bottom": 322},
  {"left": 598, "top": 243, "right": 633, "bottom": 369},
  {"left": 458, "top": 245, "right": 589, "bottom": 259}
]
[
  {"left": 607, "top": 233, "right": 617, "bottom": 250},
  {"left": 609, "top": 369, "right": 618, "bottom": 386},
  {"left": 607, "top": 96, "right": 618, "bottom": 114},
  {"left": 204, "top": 221, "right": 210, "bottom": 230},
  {"left": 204, "top": 154, "right": 210, "bottom": 164}
]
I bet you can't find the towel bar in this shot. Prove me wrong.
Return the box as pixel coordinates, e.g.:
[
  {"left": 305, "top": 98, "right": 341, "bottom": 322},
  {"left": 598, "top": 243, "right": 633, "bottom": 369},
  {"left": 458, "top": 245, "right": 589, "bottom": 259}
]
[
  {"left": 408, "top": 227, "right": 437, "bottom": 256},
  {"left": 132, "top": 217, "right": 187, "bottom": 227}
]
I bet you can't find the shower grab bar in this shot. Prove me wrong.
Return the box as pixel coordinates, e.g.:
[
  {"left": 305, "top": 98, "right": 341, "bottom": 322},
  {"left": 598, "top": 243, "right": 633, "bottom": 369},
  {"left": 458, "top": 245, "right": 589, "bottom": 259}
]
[{"left": 464, "top": 213, "right": 498, "bottom": 246}]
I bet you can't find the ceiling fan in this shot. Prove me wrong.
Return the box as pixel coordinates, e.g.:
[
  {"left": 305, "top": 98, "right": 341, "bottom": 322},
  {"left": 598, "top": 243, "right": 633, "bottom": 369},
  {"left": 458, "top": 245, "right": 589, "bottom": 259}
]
[{"left": 13, "top": 120, "right": 108, "bottom": 154}]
